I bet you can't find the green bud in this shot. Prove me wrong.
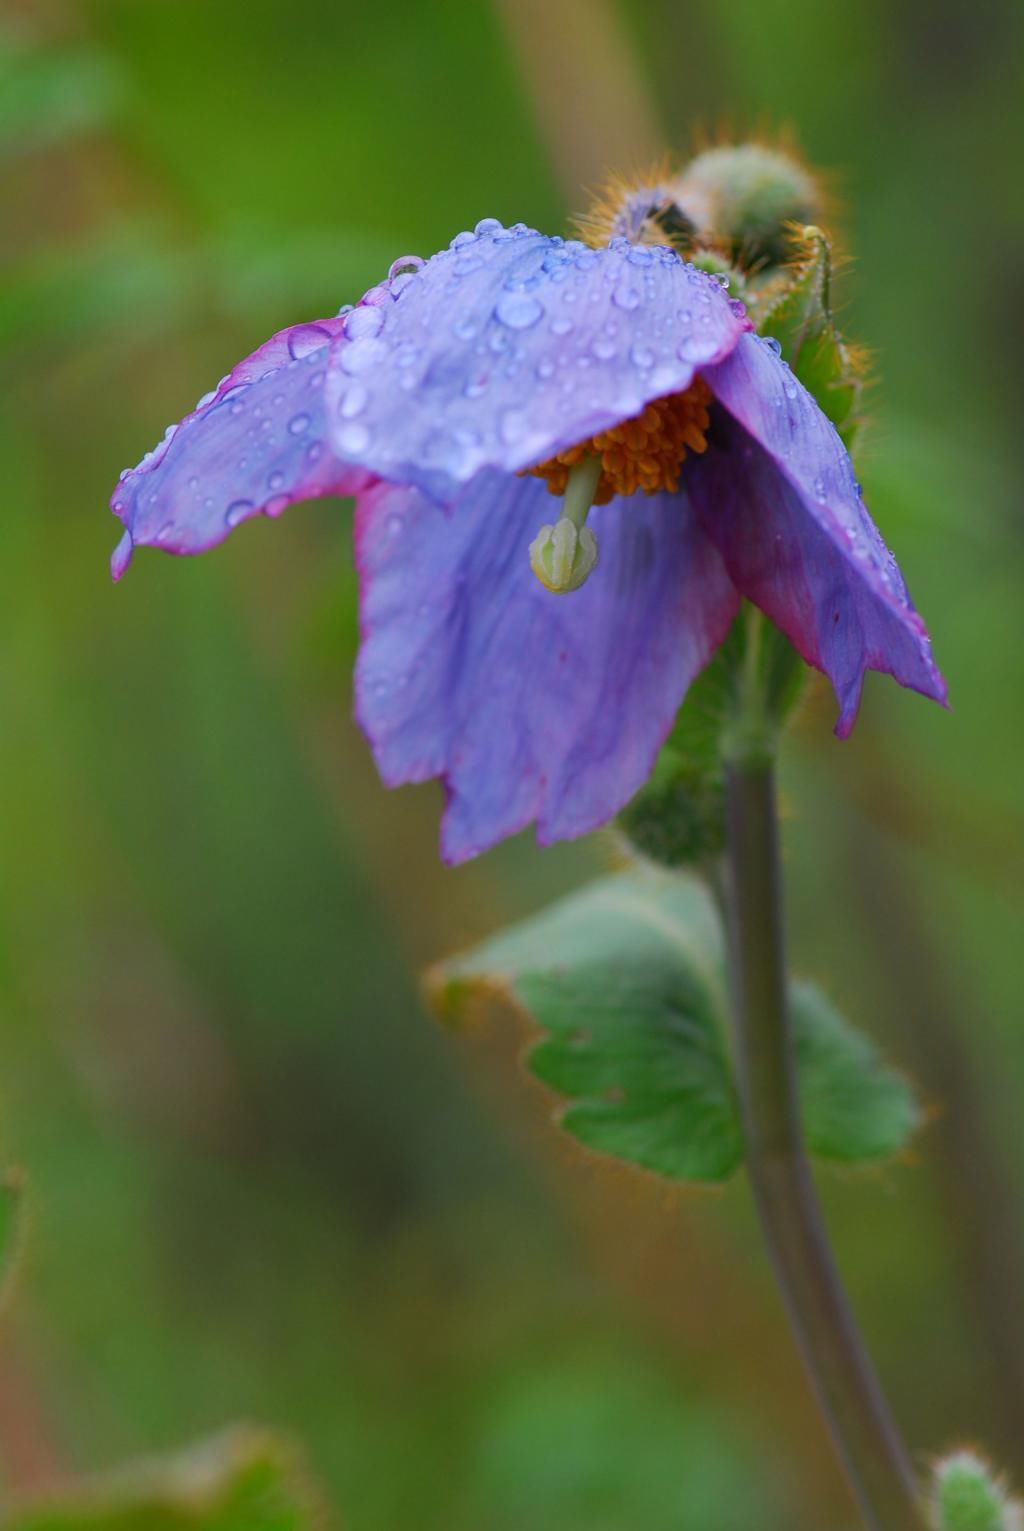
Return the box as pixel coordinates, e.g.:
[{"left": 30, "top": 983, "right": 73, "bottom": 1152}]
[
  {"left": 529, "top": 517, "right": 599, "bottom": 594},
  {"left": 933, "top": 1450, "right": 1023, "bottom": 1531},
  {"left": 670, "top": 143, "right": 822, "bottom": 270}
]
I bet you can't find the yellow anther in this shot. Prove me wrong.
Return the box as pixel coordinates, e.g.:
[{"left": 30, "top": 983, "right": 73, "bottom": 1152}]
[{"left": 525, "top": 378, "right": 713, "bottom": 504}]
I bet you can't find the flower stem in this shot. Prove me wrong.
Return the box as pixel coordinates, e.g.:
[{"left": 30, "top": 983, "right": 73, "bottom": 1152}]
[{"left": 723, "top": 753, "right": 925, "bottom": 1531}]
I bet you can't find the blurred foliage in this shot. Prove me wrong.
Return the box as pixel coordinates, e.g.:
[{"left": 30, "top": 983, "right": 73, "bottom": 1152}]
[
  {"left": 0, "top": 0, "right": 1022, "bottom": 1528},
  {"left": 1, "top": 1429, "right": 325, "bottom": 1531}
]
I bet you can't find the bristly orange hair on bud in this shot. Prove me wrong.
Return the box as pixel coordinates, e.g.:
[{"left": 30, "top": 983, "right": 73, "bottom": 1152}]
[
  {"left": 573, "top": 155, "right": 680, "bottom": 250},
  {"left": 575, "top": 127, "right": 841, "bottom": 276}
]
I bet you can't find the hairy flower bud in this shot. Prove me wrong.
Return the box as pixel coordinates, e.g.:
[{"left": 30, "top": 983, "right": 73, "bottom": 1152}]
[
  {"left": 669, "top": 143, "right": 823, "bottom": 270},
  {"left": 933, "top": 1450, "right": 1023, "bottom": 1531}
]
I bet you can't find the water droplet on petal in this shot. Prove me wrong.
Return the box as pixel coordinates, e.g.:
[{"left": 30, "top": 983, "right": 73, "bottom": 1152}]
[
  {"left": 306, "top": 441, "right": 324, "bottom": 464},
  {"left": 388, "top": 254, "right": 424, "bottom": 280},
  {"left": 267, "top": 470, "right": 285, "bottom": 491},
  {"left": 338, "top": 382, "right": 368, "bottom": 419},
  {"left": 500, "top": 409, "right": 527, "bottom": 445},
  {"left": 591, "top": 337, "right": 616, "bottom": 360},
  {"left": 474, "top": 217, "right": 502, "bottom": 237},
  {"left": 265, "top": 494, "right": 290, "bottom": 517},
  {"left": 450, "top": 230, "right": 477, "bottom": 250},
  {"left": 550, "top": 315, "right": 573, "bottom": 336},
  {"left": 341, "top": 336, "right": 389, "bottom": 375},
  {"left": 763, "top": 335, "right": 783, "bottom": 356},
  {"left": 612, "top": 283, "right": 641, "bottom": 311},
  {"left": 536, "top": 357, "right": 555, "bottom": 379},
  {"left": 494, "top": 291, "right": 544, "bottom": 329},
  {"left": 338, "top": 422, "right": 371, "bottom": 454},
  {"left": 345, "top": 306, "right": 385, "bottom": 341},
  {"left": 629, "top": 343, "right": 654, "bottom": 369},
  {"left": 287, "top": 323, "right": 332, "bottom": 360},
  {"left": 225, "top": 500, "right": 253, "bottom": 528},
  {"left": 289, "top": 413, "right": 311, "bottom": 435}
]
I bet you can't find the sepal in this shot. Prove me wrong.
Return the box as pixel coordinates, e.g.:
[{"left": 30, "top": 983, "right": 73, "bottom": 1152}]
[{"left": 752, "top": 224, "right": 868, "bottom": 449}]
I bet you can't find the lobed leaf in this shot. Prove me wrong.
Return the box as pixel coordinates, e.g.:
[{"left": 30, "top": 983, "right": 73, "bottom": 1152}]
[{"left": 428, "top": 871, "right": 919, "bottom": 1183}]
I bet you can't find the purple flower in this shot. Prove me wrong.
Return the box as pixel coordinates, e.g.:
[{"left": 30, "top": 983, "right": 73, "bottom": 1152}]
[{"left": 110, "top": 218, "right": 946, "bottom": 863}]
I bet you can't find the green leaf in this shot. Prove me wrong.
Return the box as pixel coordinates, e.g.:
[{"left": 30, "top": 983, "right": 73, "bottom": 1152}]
[
  {"left": 427, "top": 871, "right": 918, "bottom": 1182},
  {"left": 0, "top": 1427, "right": 328, "bottom": 1531},
  {"left": 755, "top": 225, "right": 867, "bottom": 448},
  {"left": 792, "top": 983, "right": 922, "bottom": 1163},
  {"left": 932, "top": 1450, "right": 1020, "bottom": 1531}
]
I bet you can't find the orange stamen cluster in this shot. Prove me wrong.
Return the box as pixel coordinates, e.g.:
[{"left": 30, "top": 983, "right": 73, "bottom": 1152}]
[{"left": 525, "top": 379, "right": 713, "bottom": 504}]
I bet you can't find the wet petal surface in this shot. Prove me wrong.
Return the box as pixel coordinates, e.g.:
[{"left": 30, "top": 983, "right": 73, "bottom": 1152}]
[
  {"left": 110, "top": 316, "right": 369, "bottom": 578},
  {"left": 325, "top": 221, "right": 747, "bottom": 502},
  {"left": 692, "top": 332, "right": 947, "bottom": 732},
  {"left": 354, "top": 468, "right": 739, "bottom": 863}
]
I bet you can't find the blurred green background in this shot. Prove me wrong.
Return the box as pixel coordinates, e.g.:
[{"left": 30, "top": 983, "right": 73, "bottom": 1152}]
[{"left": 1, "top": 0, "right": 1023, "bottom": 1525}]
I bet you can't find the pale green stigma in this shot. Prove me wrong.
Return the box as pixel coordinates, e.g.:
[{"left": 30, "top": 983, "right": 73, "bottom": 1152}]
[{"left": 529, "top": 454, "right": 602, "bottom": 594}]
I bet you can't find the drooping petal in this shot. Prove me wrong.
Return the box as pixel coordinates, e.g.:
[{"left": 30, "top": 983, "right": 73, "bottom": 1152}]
[
  {"left": 324, "top": 221, "right": 748, "bottom": 503},
  {"left": 354, "top": 469, "right": 739, "bottom": 863},
  {"left": 110, "top": 316, "right": 371, "bottom": 579},
  {"left": 690, "top": 333, "right": 947, "bottom": 733}
]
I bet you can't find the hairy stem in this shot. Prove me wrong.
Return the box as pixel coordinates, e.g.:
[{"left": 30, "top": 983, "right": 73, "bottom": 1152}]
[{"left": 724, "top": 755, "right": 925, "bottom": 1531}]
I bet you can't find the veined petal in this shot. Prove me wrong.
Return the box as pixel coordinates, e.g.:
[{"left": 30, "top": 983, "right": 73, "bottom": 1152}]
[
  {"left": 693, "top": 333, "right": 947, "bottom": 733},
  {"left": 110, "top": 316, "right": 370, "bottom": 579},
  {"left": 354, "top": 470, "right": 739, "bottom": 863},
  {"left": 325, "top": 222, "right": 747, "bottom": 503}
]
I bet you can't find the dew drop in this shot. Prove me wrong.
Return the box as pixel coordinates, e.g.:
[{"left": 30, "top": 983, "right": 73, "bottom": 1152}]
[
  {"left": 288, "top": 413, "right": 311, "bottom": 435},
  {"left": 591, "top": 337, "right": 616, "bottom": 360},
  {"left": 389, "top": 254, "right": 424, "bottom": 280},
  {"left": 494, "top": 291, "right": 544, "bottom": 329},
  {"left": 267, "top": 470, "right": 285, "bottom": 491},
  {"left": 338, "top": 382, "right": 368, "bottom": 418},
  {"left": 450, "top": 230, "right": 477, "bottom": 250},
  {"left": 306, "top": 441, "right": 324, "bottom": 464},
  {"left": 550, "top": 315, "right": 573, "bottom": 336},
  {"left": 762, "top": 335, "right": 783, "bottom": 356},
  {"left": 629, "top": 343, "right": 654, "bottom": 369},
  {"left": 338, "top": 422, "right": 371, "bottom": 454},
  {"left": 225, "top": 500, "right": 253, "bottom": 528},
  {"left": 612, "top": 283, "right": 641, "bottom": 311},
  {"left": 344, "top": 306, "right": 385, "bottom": 341},
  {"left": 500, "top": 409, "right": 527, "bottom": 444},
  {"left": 474, "top": 217, "right": 502, "bottom": 237},
  {"left": 287, "top": 323, "right": 332, "bottom": 360},
  {"left": 341, "top": 336, "right": 389, "bottom": 375}
]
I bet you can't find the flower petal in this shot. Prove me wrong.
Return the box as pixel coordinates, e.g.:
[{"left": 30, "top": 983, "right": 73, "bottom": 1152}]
[
  {"left": 110, "top": 316, "right": 370, "bottom": 579},
  {"left": 354, "top": 469, "right": 739, "bottom": 863},
  {"left": 691, "top": 333, "right": 947, "bottom": 733},
  {"left": 325, "top": 221, "right": 747, "bottom": 503}
]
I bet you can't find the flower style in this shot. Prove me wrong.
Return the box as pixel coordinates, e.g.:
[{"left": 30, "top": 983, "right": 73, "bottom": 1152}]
[{"left": 110, "top": 215, "right": 946, "bottom": 863}]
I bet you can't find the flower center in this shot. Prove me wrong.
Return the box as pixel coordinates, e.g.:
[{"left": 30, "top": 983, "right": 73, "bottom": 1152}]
[{"left": 525, "top": 378, "right": 713, "bottom": 504}]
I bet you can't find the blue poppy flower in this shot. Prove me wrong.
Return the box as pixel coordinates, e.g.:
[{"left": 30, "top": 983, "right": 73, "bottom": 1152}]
[{"left": 110, "top": 217, "right": 946, "bottom": 863}]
